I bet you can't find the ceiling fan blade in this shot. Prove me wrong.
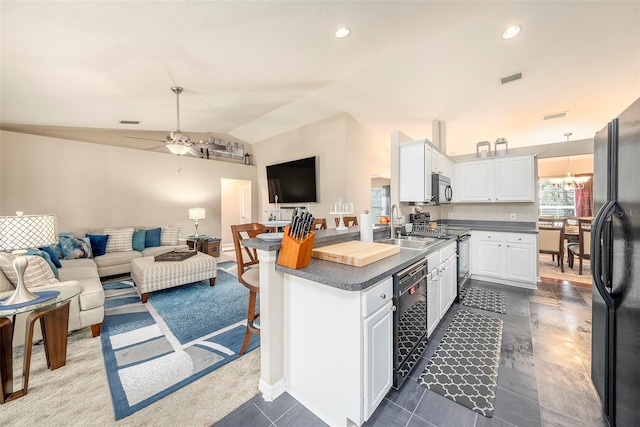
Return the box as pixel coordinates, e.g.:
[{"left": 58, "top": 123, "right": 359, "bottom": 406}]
[
  {"left": 145, "top": 144, "right": 168, "bottom": 151},
  {"left": 125, "top": 136, "right": 166, "bottom": 142},
  {"left": 187, "top": 147, "right": 203, "bottom": 158}
]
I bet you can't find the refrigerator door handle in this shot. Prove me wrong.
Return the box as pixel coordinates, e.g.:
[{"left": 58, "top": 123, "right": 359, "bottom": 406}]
[{"left": 592, "top": 201, "right": 616, "bottom": 309}]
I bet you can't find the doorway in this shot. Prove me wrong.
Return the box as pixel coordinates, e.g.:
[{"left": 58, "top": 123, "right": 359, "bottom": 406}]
[{"left": 221, "top": 178, "right": 252, "bottom": 249}]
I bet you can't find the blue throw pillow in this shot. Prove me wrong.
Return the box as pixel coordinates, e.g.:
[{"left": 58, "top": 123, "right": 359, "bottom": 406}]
[
  {"left": 145, "top": 227, "right": 161, "bottom": 248},
  {"left": 59, "top": 236, "right": 93, "bottom": 260},
  {"left": 39, "top": 245, "right": 62, "bottom": 268},
  {"left": 132, "top": 230, "right": 147, "bottom": 252},
  {"left": 26, "top": 248, "right": 59, "bottom": 279},
  {"left": 86, "top": 234, "right": 109, "bottom": 257}
]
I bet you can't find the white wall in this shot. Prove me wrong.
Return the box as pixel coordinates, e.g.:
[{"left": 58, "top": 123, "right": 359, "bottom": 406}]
[
  {"left": 538, "top": 154, "right": 593, "bottom": 177},
  {"left": 253, "top": 113, "right": 389, "bottom": 226},
  {"left": 0, "top": 131, "right": 258, "bottom": 240}
]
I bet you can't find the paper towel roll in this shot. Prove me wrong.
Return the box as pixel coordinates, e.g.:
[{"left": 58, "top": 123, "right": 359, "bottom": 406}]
[{"left": 360, "top": 212, "right": 373, "bottom": 242}]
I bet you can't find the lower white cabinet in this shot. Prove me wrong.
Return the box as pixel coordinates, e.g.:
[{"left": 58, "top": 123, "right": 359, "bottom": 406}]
[
  {"left": 426, "top": 242, "right": 457, "bottom": 336},
  {"left": 284, "top": 274, "right": 393, "bottom": 426},
  {"left": 426, "top": 251, "right": 441, "bottom": 337},
  {"left": 470, "top": 231, "right": 537, "bottom": 286},
  {"left": 363, "top": 301, "right": 393, "bottom": 420}
]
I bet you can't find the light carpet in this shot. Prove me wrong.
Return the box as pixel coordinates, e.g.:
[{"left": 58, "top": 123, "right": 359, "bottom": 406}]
[
  {"left": 538, "top": 253, "right": 592, "bottom": 284},
  {"left": 3, "top": 258, "right": 261, "bottom": 426},
  {"left": 102, "top": 269, "right": 259, "bottom": 420}
]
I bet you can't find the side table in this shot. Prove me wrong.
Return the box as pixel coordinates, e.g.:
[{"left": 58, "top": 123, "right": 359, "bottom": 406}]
[
  {"left": 186, "top": 235, "right": 209, "bottom": 253},
  {"left": 0, "top": 285, "right": 81, "bottom": 403}
]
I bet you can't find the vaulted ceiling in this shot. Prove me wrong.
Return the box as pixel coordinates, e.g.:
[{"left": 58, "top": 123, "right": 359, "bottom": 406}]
[{"left": 1, "top": 1, "right": 638, "bottom": 155}]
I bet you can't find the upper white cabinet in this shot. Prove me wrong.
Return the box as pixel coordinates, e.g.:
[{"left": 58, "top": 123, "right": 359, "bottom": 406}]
[
  {"left": 455, "top": 154, "right": 535, "bottom": 203},
  {"left": 399, "top": 140, "right": 431, "bottom": 202}
]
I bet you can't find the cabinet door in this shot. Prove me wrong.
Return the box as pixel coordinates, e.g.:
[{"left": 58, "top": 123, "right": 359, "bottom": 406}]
[
  {"left": 494, "top": 156, "right": 535, "bottom": 201},
  {"left": 505, "top": 243, "right": 536, "bottom": 283},
  {"left": 399, "top": 141, "right": 426, "bottom": 202},
  {"left": 426, "top": 252, "right": 441, "bottom": 337},
  {"left": 431, "top": 148, "right": 440, "bottom": 174},
  {"left": 439, "top": 258, "right": 451, "bottom": 318},
  {"left": 363, "top": 303, "right": 393, "bottom": 420},
  {"left": 424, "top": 144, "right": 433, "bottom": 201},
  {"left": 456, "top": 160, "right": 494, "bottom": 202},
  {"left": 446, "top": 254, "right": 458, "bottom": 307},
  {"left": 476, "top": 239, "right": 504, "bottom": 278},
  {"left": 442, "top": 157, "right": 454, "bottom": 180}
]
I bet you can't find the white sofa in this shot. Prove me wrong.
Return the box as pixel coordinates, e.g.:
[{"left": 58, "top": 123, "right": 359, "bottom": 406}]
[
  {"left": 0, "top": 256, "right": 105, "bottom": 347},
  {"left": 1, "top": 225, "right": 189, "bottom": 346}
]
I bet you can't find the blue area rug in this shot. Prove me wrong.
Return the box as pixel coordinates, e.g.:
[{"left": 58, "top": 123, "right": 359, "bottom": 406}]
[{"left": 100, "top": 263, "right": 259, "bottom": 420}]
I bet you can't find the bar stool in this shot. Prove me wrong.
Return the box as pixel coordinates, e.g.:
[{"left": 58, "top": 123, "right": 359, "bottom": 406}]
[{"left": 230, "top": 222, "right": 271, "bottom": 354}]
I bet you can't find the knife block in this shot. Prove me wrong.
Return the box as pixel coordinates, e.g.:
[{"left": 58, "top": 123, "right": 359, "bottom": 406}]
[{"left": 277, "top": 225, "right": 316, "bottom": 269}]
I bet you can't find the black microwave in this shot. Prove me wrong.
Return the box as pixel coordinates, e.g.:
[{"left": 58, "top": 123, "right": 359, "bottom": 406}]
[{"left": 432, "top": 173, "right": 452, "bottom": 205}]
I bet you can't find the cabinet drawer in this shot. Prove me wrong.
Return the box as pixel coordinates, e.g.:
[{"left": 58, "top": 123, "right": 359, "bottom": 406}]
[
  {"left": 506, "top": 233, "right": 536, "bottom": 245},
  {"left": 472, "top": 231, "right": 505, "bottom": 241},
  {"left": 362, "top": 277, "right": 393, "bottom": 317}
]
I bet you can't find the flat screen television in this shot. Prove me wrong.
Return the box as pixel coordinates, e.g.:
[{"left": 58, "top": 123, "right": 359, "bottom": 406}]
[{"left": 267, "top": 156, "right": 317, "bottom": 203}]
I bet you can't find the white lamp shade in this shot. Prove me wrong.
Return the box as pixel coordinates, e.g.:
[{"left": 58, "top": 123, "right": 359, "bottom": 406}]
[
  {"left": 0, "top": 214, "right": 58, "bottom": 251},
  {"left": 189, "top": 208, "right": 205, "bottom": 220},
  {"left": 167, "top": 143, "right": 191, "bottom": 155}
]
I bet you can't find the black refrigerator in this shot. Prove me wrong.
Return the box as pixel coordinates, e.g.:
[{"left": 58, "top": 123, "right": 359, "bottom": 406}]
[{"left": 591, "top": 97, "right": 640, "bottom": 427}]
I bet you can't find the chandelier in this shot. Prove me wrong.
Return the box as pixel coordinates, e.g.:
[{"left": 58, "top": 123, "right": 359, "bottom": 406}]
[{"left": 548, "top": 156, "right": 590, "bottom": 190}]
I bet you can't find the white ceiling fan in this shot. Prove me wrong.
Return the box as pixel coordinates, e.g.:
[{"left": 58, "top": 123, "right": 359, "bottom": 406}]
[{"left": 126, "top": 86, "right": 227, "bottom": 157}]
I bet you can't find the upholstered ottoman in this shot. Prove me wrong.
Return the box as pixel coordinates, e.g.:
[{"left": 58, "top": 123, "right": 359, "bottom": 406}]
[{"left": 131, "top": 252, "right": 217, "bottom": 303}]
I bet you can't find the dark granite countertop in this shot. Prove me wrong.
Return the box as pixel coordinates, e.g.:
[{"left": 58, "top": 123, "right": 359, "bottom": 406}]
[
  {"left": 241, "top": 226, "right": 454, "bottom": 292},
  {"left": 440, "top": 220, "right": 537, "bottom": 234}
]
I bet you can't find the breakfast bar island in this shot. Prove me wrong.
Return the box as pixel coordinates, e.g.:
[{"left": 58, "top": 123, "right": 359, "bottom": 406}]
[{"left": 241, "top": 226, "right": 453, "bottom": 426}]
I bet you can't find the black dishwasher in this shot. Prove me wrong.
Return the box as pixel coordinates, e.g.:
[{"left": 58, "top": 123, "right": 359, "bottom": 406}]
[{"left": 392, "top": 257, "right": 429, "bottom": 389}]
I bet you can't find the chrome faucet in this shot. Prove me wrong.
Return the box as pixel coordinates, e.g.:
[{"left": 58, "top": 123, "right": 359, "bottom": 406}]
[{"left": 390, "top": 204, "right": 401, "bottom": 238}]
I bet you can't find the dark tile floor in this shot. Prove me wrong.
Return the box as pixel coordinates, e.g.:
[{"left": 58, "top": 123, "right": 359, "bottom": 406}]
[{"left": 214, "top": 279, "right": 606, "bottom": 427}]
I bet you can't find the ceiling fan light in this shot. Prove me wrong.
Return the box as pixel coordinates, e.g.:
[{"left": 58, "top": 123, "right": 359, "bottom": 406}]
[
  {"left": 167, "top": 143, "right": 190, "bottom": 155},
  {"left": 502, "top": 25, "right": 521, "bottom": 40}
]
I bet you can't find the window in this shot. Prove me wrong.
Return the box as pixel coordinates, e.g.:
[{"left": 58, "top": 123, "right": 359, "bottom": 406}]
[
  {"left": 370, "top": 185, "right": 390, "bottom": 222},
  {"left": 538, "top": 178, "right": 576, "bottom": 217}
]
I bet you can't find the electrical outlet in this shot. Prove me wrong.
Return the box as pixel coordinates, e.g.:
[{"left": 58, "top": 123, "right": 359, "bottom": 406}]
[
  {"left": 510, "top": 213, "right": 517, "bottom": 220},
  {"left": 447, "top": 212, "right": 453, "bottom": 219}
]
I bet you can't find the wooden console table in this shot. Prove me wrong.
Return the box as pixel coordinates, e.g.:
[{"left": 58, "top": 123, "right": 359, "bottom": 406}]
[{"left": 0, "top": 285, "right": 80, "bottom": 403}]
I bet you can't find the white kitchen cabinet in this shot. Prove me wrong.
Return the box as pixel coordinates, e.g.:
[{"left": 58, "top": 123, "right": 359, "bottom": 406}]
[
  {"left": 399, "top": 140, "right": 432, "bottom": 202},
  {"left": 505, "top": 233, "right": 537, "bottom": 283},
  {"left": 445, "top": 254, "right": 457, "bottom": 308},
  {"left": 455, "top": 155, "right": 535, "bottom": 203},
  {"left": 494, "top": 156, "right": 535, "bottom": 201},
  {"left": 426, "top": 251, "right": 441, "bottom": 337},
  {"left": 363, "top": 301, "right": 393, "bottom": 420},
  {"left": 456, "top": 159, "right": 493, "bottom": 201},
  {"left": 470, "top": 230, "right": 537, "bottom": 287},
  {"left": 284, "top": 275, "right": 393, "bottom": 426},
  {"left": 442, "top": 156, "right": 454, "bottom": 180}
]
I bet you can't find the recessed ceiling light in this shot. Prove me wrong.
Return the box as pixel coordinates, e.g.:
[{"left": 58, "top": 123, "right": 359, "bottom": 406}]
[
  {"left": 502, "top": 25, "right": 521, "bottom": 40},
  {"left": 334, "top": 27, "right": 351, "bottom": 38}
]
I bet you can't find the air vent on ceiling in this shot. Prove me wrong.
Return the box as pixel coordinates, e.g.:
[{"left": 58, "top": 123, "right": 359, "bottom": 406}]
[
  {"left": 541, "top": 111, "right": 568, "bottom": 121},
  {"left": 119, "top": 120, "right": 140, "bottom": 125},
  {"left": 500, "top": 72, "right": 523, "bottom": 85}
]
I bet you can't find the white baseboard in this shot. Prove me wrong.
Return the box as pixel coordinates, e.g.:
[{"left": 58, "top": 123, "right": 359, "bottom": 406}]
[
  {"left": 470, "top": 274, "right": 537, "bottom": 290},
  {"left": 259, "top": 378, "right": 286, "bottom": 402}
]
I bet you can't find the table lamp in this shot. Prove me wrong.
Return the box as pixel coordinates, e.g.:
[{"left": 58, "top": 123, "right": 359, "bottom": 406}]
[
  {"left": 188, "top": 208, "right": 205, "bottom": 237},
  {"left": 0, "top": 213, "right": 58, "bottom": 306}
]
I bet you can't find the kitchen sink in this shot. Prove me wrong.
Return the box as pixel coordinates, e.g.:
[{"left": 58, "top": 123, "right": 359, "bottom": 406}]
[{"left": 376, "top": 237, "right": 440, "bottom": 250}]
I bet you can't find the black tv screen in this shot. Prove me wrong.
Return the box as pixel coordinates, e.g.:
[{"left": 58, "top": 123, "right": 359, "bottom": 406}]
[{"left": 267, "top": 156, "right": 317, "bottom": 203}]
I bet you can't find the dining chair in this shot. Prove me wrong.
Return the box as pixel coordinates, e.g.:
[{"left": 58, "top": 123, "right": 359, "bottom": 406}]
[
  {"left": 538, "top": 217, "right": 567, "bottom": 273},
  {"left": 230, "top": 222, "right": 272, "bottom": 354},
  {"left": 312, "top": 218, "right": 327, "bottom": 230},
  {"left": 334, "top": 216, "right": 358, "bottom": 227},
  {"left": 567, "top": 218, "right": 592, "bottom": 275}
]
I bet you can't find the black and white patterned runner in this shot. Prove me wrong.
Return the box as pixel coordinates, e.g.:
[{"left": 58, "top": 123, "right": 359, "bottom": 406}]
[
  {"left": 460, "top": 287, "right": 506, "bottom": 314},
  {"left": 418, "top": 310, "right": 503, "bottom": 417}
]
